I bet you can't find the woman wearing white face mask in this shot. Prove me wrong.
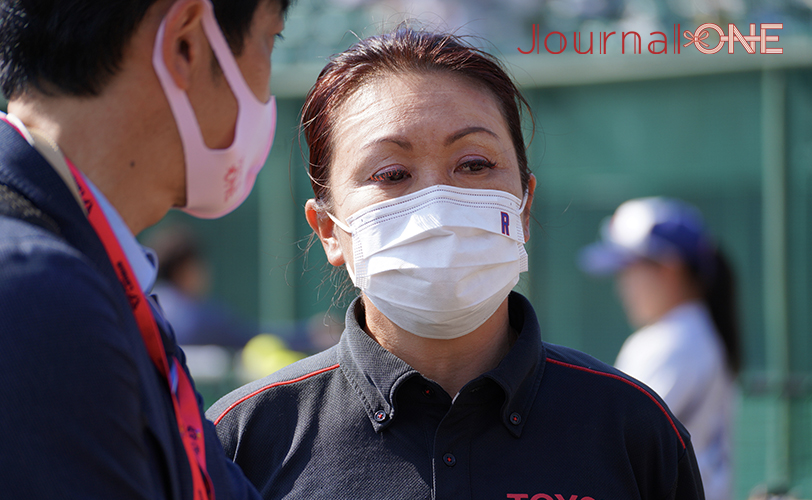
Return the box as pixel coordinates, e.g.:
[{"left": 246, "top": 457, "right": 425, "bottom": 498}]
[{"left": 208, "top": 28, "right": 705, "bottom": 500}]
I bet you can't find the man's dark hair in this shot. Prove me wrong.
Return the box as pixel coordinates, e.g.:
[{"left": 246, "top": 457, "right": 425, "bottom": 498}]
[{"left": 0, "top": 0, "right": 290, "bottom": 99}]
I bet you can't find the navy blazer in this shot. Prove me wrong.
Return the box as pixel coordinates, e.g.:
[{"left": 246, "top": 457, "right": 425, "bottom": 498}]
[{"left": 0, "top": 120, "right": 261, "bottom": 499}]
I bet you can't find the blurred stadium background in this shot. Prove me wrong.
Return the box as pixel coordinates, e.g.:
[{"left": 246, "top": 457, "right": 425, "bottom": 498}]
[{"left": 3, "top": 0, "right": 809, "bottom": 497}]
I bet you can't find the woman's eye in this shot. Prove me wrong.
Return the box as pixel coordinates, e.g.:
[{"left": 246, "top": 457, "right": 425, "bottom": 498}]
[
  {"left": 458, "top": 157, "right": 496, "bottom": 172},
  {"left": 370, "top": 166, "right": 410, "bottom": 183}
]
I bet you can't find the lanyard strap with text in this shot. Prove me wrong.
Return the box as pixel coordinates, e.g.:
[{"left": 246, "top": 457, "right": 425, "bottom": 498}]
[{"left": 65, "top": 159, "right": 214, "bottom": 500}]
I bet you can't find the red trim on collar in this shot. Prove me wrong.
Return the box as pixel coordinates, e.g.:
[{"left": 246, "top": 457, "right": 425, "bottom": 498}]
[
  {"left": 0, "top": 116, "right": 25, "bottom": 138},
  {"left": 213, "top": 364, "right": 341, "bottom": 426},
  {"left": 545, "top": 358, "right": 686, "bottom": 450}
]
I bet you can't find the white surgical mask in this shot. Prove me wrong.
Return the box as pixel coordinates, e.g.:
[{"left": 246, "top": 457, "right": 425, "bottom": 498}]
[
  {"left": 328, "top": 185, "right": 529, "bottom": 339},
  {"left": 152, "top": 0, "right": 277, "bottom": 219}
]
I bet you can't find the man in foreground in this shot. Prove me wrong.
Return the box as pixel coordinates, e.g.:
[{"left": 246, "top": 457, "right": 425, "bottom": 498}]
[{"left": 0, "top": 0, "right": 287, "bottom": 497}]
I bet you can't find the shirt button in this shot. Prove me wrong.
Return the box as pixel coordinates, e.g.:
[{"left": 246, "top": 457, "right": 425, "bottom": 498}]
[
  {"left": 374, "top": 410, "right": 387, "bottom": 422},
  {"left": 509, "top": 412, "right": 522, "bottom": 425},
  {"left": 442, "top": 453, "right": 456, "bottom": 467}
]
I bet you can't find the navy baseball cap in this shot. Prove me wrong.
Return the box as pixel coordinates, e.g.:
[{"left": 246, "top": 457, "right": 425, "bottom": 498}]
[{"left": 578, "top": 197, "right": 716, "bottom": 277}]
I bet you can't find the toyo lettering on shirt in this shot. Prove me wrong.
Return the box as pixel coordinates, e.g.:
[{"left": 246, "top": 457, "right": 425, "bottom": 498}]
[{"left": 507, "top": 495, "right": 596, "bottom": 500}]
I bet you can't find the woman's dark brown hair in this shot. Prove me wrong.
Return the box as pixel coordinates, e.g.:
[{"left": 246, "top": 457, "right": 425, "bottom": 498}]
[{"left": 300, "top": 26, "right": 532, "bottom": 207}]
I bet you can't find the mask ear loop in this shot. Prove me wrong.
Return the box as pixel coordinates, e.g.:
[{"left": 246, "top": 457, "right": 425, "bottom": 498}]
[
  {"left": 326, "top": 212, "right": 353, "bottom": 234},
  {"left": 322, "top": 211, "right": 358, "bottom": 284},
  {"left": 519, "top": 191, "right": 529, "bottom": 213},
  {"left": 515, "top": 190, "right": 531, "bottom": 272}
]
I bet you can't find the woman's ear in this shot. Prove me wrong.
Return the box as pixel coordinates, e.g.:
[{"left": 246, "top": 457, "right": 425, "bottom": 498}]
[
  {"left": 305, "top": 199, "right": 346, "bottom": 267},
  {"left": 522, "top": 174, "right": 537, "bottom": 243},
  {"left": 159, "top": 0, "right": 208, "bottom": 91}
]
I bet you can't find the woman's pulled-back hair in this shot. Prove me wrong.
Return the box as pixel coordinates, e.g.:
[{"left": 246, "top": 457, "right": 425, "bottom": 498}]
[{"left": 300, "top": 26, "right": 532, "bottom": 207}]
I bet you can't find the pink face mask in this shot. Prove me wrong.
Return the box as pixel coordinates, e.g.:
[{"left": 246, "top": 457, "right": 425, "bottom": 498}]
[{"left": 152, "top": 0, "right": 277, "bottom": 219}]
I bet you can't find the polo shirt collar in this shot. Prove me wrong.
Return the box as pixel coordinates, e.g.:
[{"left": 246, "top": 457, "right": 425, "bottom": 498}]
[
  {"left": 483, "top": 292, "right": 547, "bottom": 437},
  {"left": 337, "top": 301, "right": 418, "bottom": 432},
  {"left": 336, "top": 292, "right": 546, "bottom": 437}
]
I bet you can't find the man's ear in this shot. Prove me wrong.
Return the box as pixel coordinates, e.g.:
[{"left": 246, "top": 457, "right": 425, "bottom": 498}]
[
  {"left": 305, "top": 199, "right": 346, "bottom": 267},
  {"left": 160, "top": 0, "right": 208, "bottom": 91},
  {"left": 522, "top": 174, "right": 537, "bottom": 243}
]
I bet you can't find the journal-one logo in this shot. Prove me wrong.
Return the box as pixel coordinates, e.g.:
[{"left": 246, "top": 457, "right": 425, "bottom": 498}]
[
  {"left": 518, "top": 22, "right": 783, "bottom": 55},
  {"left": 683, "top": 23, "right": 783, "bottom": 54}
]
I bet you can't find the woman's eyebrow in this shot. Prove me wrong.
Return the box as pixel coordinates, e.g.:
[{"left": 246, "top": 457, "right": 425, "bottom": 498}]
[
  {"left": 445, "top": 126, "right": 498, "bottom": 146},
  {"left": 361, "top": 127, "right": 498, "bottom": 151},
  {"left": 362, "top": 137, "right": 412, "bottom": 151}
]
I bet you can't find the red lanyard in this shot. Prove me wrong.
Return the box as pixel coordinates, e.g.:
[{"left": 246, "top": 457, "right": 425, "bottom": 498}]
[{"left": 64, "top": 159, "right": 215, "bottom": 500}]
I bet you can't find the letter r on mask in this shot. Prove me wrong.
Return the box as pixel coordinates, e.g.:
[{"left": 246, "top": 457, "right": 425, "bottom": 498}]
[{"left": 501, "top": 212, "right": 510, "bottom": 236}]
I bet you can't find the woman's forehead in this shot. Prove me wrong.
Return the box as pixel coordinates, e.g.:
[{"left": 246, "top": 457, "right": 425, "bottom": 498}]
[
  {"left": 342, "top": 70, "right": 498, "bottom": 108},
  {"left": 332, "top": 71, "right": 507, "bottom": 143}
]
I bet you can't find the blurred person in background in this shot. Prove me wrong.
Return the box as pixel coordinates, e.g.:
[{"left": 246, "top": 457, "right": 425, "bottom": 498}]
[
  {"left": 148, "top": 223, "right": 258, "bottom": 348},
  {"left": 208, "top": 27, "right": 704, "bottom": 499},
  {"left": 148, "top": 223, "right": 332, "bottom": 386},
  {"left": 0, "top": 0, "right": 288, "bottom": 497},
  {"left": 148, "top": 223, "right": 267, "bottom": 394},
  {"left": 580, "top": 197, "right": 741, "bottom": 500}
]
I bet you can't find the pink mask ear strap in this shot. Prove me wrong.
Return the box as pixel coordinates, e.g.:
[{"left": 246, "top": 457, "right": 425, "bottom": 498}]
[
  {"left": 199, "top": 0, "right": 267, "bottom": 106},
  {"left": 151, "top": 7, "right": 207, "bottom": 150}
]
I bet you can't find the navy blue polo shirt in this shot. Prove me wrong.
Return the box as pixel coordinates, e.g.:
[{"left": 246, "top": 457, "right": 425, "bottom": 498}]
[{"left": 209, "top": 293, "right": 704, "bottom": 500}]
